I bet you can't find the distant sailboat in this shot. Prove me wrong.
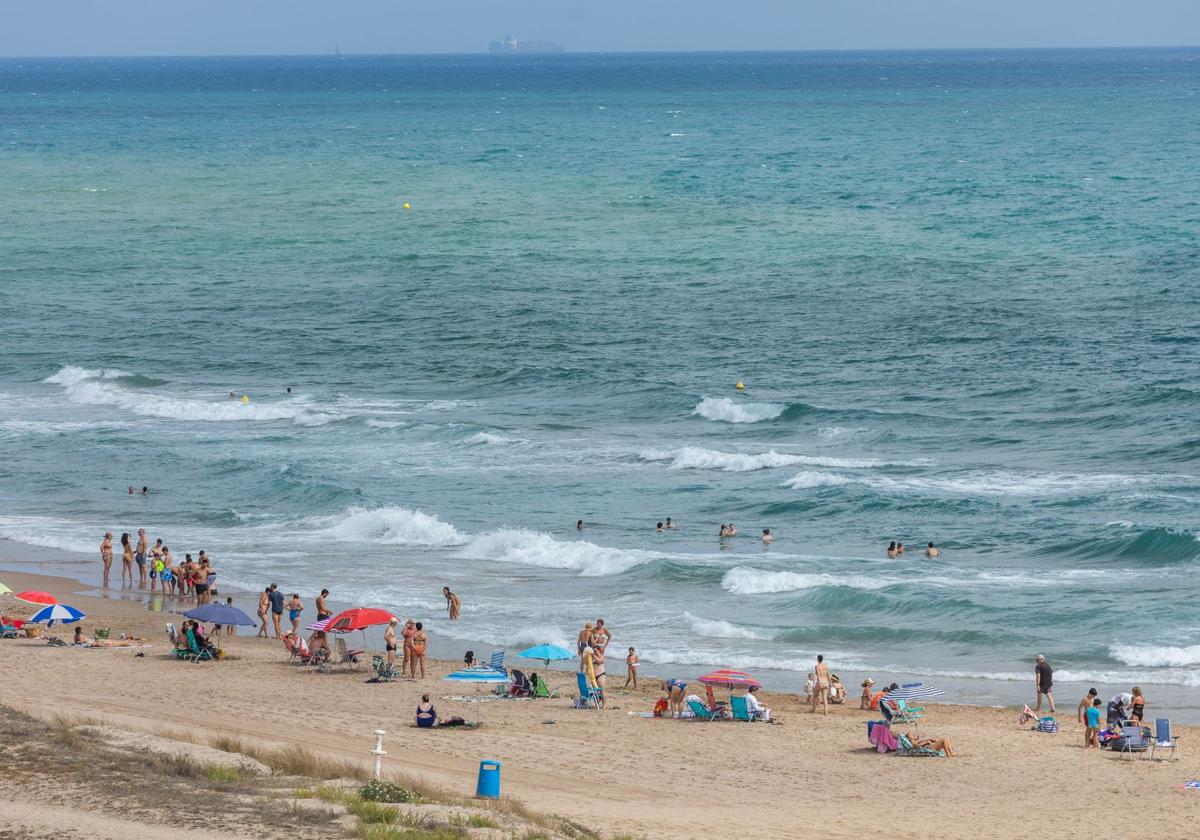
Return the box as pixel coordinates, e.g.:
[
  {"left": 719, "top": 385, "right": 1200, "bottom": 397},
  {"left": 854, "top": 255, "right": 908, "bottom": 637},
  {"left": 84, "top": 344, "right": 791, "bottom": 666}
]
[{"left": 335, "top": 43, "right": 345, "bottom": 60}]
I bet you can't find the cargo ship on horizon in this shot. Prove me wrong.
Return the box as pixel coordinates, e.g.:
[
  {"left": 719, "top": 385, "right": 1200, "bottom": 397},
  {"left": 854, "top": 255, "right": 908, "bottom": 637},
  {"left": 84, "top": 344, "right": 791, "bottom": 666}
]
[{"left": 488, "top": 36, "right": 566, "bottom": 55}]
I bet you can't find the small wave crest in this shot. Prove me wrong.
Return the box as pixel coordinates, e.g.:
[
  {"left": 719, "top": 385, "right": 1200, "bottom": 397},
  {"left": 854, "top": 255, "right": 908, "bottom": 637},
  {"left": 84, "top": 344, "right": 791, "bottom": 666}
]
[
  {"left": 692, "top": 396, "right": 785, "bottom": 424},
  {"left": 640, "top": 446, "right": 915, "bottom": 472},
  {"left": 683, "top": 611, "right": 764, "bottom": 640},
  {"left": 721, "top": 566, "right": 887, "bottom": 595},
  {"left": 1110, "top": 643, "right": 1200, "bottom": 667},
  {"left": 308, "top": 506, "right": 465, "bottom": 547},
  {"left": 457, "top": 529, "right": 653, "bottom": 576},
  {"left": 45, "top": 365, "right": 338, "bottom": 426}
]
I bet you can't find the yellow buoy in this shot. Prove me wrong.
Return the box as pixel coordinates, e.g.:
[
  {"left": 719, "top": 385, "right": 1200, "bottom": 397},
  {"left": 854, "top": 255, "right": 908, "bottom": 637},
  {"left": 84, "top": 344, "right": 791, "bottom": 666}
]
[
  {"left": 735, "top": 382, "right": 745, "bottom": 391},
  {"left": 240, "top": 395, "right": 250, "bottom": 404},
  {"left": 402, "top": 202, "right": 411, "bottom": 210}
]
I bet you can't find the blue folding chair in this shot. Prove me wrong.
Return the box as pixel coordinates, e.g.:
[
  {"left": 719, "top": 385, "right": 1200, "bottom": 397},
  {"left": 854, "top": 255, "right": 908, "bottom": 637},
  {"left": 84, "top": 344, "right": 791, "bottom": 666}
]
[{"left": 575, "top": 672, "right": 599, "bottom": 710}]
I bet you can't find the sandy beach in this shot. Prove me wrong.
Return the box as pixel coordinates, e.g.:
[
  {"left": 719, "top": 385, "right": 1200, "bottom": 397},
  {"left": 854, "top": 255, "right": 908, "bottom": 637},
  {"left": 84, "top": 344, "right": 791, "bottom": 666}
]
[{"left": 0, "top": 566, "right": 1195, "bottom": 840}]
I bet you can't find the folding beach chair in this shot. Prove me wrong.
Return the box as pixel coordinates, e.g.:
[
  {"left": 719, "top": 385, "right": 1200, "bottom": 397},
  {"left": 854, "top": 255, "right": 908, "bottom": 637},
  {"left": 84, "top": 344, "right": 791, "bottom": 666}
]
[
  {"left": 1118, "top": 724, "right": 1151, "bottom": 760},
  {"left": 369, "top": 654, "right": 398, "bottom": 683},
  {"left": 1150, "top": 719, "right": 1180, "bottom": 761},
  {"left": 533, "top": 673, "right": 559, "bottom": 698},
  {"left": 334, "top": 637, "right": 363, "bottom": 670},
  {"left": 488, "top": 649, "right": 506, "bottom": 673},
  {"left": 687, "top": 699, "right": 721, "bottom": 721},
  {"left": 508, "top": 669, "right": 534, "bottom": 697},
  {"left": 165, "top": 623, "right": 178, "bottom": 645},
  {"left": 575, "top": 672, "right": 600, "bottom": 710},
  {"left": 184, "top": 629, "right": 215, "bottom": 664},
  {"left": 0, "top": 623, "right": 18, "bottom": 639},
  {"left": 730, "top": 695, "right": 766, "bottom": 722},
  {"left": 896, "top": 733, "right": 943, "bottom": 757}
]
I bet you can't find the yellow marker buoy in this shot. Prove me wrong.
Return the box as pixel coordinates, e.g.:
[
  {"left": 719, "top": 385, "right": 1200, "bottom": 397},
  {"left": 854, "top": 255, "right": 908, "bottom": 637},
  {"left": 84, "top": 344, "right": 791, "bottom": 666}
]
[
  {"left": 241, "top": 395, "right": 250, "bottom": 404},
  {"left": 402, "top": 202, "right": 411, "bottom": 210},
  {"left": 735, "top": 382, "right": 745, "bottom": 391}
]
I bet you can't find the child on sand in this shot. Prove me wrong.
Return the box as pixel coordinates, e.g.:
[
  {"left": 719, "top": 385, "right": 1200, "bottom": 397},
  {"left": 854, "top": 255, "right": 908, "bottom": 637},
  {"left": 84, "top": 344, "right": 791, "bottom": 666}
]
[
  {"left": 1085, "top": 697, "right": 1102, "bottom": 748},
  {"left": 624, "top": 646, "right": 639, "bottom": 689},
  {"left": 860, "top": 678, "right": 875, "bottom": 709}
]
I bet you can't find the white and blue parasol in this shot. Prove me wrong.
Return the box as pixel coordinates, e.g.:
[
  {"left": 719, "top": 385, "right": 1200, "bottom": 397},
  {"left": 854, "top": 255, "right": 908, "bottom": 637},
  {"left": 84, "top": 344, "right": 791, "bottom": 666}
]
[
  {"left": 886, "top": 682, "right": 946, "bottom": 702},
  {"left": 31, "top": 603, "right": 86, "bottom": 626}
]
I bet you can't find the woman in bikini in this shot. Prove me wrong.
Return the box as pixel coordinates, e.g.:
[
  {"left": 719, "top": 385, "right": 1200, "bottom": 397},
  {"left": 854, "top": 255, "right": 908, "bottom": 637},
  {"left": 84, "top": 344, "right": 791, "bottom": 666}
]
[
  {"left": 99, "top": 532, "right": 113, "bottom": 586},
  {"left": 410, "top": 622, "right": 427, "bottom": 679},
  {"left": 811, "top": 654, "right": 831, "bottom": 715},
  {"left": 402, "top": 619, "right": 416, "bottom": 673},
  {"left": 1129, "top": 686, "right": 1147, "bottom": 723},
  {"left": 119, "top": 532, "right": 134, "bottom": 586},
  {"left": 256, "top": 587, "right": 270, "bottom": 637}
]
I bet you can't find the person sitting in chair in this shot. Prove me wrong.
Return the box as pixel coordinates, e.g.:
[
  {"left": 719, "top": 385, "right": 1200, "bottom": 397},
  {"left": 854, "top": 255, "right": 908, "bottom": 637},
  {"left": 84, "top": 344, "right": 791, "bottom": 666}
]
[
  {"left": 745, "top": 686, "right": 771, "bottom": 721},
  {"left": 416, "top": 694, "right": 438, "bottom": 728}
]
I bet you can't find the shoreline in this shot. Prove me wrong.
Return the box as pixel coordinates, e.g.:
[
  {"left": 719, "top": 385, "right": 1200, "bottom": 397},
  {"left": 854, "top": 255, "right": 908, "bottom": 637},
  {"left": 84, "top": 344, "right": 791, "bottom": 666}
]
[
  {"left": 1, "top": 563, "right": 1198, "bottom": 839},
  {"left": 4, "top": 535, "right": 1198, "bottom": 724}
]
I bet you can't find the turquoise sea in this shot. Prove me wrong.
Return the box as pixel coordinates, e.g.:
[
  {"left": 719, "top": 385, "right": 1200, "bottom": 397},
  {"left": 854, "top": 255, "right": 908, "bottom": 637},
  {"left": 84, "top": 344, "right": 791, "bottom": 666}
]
[{"left": 2, "top": 48, "right": 1199, "bottom": 715}]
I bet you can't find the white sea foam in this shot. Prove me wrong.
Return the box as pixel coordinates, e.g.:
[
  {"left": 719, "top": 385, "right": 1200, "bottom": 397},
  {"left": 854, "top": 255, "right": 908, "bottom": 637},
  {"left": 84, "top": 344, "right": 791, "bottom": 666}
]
[
  {"left": 917, "top": 666, "right": 1200, "bottom": 689},
  {"left": 45, "top": 366, "right": 339, "bottom": 426},
  {"left": 457, "top": 529, "right": 654, "bottom": 576},
  {"left": 1110, "top": 644, "right": 1200, "bottom": 668},
  {"left": 309, "top": 506, "right": 465, "bottom": 547},
  {"left": 720, "top": 566, "right": 888, "bottom": 595},
  {"left": 782, "top": 468, "right": 1158, "bottom": 497},
  {"left": 683, "top": 611, "right": 764, "bottom": 640},
  {"left": 464, "top": 432, "right": 516, "bottom": 446},
  {"left": 692, "top": 396, "right": 785, "bottom": 424},
  {"left": 640, "top": 446, "right": 916, "bottom": 472},
  {"left": 0, "top": 515, "right": 105, "bottom": 555},
  {"left": 782, "top": 471, "right": 852, "bottom": 489},
  {"left": 366, "top": 419, "right": 408, "bottom": 429}
]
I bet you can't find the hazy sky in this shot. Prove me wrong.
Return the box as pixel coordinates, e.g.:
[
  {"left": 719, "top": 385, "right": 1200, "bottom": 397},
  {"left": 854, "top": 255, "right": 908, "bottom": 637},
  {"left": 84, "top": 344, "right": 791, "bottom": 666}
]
[{"left": 2, "top": 0, "right": 1197, "bottom": 57}]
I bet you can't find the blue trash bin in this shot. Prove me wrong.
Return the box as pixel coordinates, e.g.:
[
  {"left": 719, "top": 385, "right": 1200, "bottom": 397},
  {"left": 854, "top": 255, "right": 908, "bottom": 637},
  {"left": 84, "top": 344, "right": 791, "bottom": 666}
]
[{"left": 475, "top": 759, "right": 501, "bottom": 799}]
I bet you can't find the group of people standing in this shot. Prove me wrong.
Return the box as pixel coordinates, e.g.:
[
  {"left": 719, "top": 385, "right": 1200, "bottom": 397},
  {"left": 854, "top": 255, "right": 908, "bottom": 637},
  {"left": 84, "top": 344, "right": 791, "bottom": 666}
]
[
  {"left": 384, "top": 617, "right": 429, "bottom": 678},
  {"left": 99, "top": 529, "right": 217, "bottom": 605},
  {"left": 255, "top": 584, "right": 328, "bottom": 638},
  {"left": 578, "top": 618, "right": 615, "bottom": 706}
]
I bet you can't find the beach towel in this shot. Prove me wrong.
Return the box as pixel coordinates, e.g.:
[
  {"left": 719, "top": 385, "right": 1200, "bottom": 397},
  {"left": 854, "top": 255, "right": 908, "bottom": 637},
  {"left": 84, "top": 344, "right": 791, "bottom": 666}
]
[{"left": 869, "top": 722, "right": 900, "bottom": 753}]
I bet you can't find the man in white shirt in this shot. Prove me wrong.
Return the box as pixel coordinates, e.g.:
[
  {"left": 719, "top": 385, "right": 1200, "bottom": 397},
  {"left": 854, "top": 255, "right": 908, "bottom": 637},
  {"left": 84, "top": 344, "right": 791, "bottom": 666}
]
[{"left": 745, "top": 686, "right": 771, "bottom": 721}]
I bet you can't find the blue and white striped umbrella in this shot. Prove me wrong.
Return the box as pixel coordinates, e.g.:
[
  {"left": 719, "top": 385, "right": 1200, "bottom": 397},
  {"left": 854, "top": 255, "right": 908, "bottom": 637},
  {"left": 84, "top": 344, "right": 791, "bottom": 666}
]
[
  {"left": 444, "top": 668, "right": 509, "bottom": 684},
  {"left": 30, "top": 603, "right": 86, "bottom": 626},
  {"left": 886, "top": 682, "right": 945, "bottom": 702}
]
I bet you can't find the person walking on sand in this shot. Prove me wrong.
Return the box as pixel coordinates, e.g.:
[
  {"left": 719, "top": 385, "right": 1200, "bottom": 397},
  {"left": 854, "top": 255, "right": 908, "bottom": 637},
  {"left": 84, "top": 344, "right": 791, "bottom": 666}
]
[
  {"left": 1034, "top": 654, "right": 1056, "bottom": 713},
  {"left": 135, "top": 529, "right": 148, "bottom": 587},
  {"left": 99, "top": 532, "right": 113, "bottom": 586},
  {"left": 624, "top": 646, "right": 639, "bottom": 689},
  {"left": 410, "top": 621, "right": 428, "bottom": 679},
  {"left": 384, "top": 618, "right": 399, "bottom": 669},
  {"left": 268, "top": 584, "right": 284, "bottom": 638},
  {"left": 287, "top": 593, "right": 303, "bottom": 635},
  {"left": 315, "top": 588, "right": 331, "bottom": 621},
  {"left": 811, "top": 654, "right": 831, "bottom": 714},
  {"left": 443, "top": 586, "right": 461, "bottom": 621},
  {"left": 119, "top": 532, "right": 134, "bottom": 586},
  {"left": 256, "top": 587, "right": 270, "bottom": 637}
]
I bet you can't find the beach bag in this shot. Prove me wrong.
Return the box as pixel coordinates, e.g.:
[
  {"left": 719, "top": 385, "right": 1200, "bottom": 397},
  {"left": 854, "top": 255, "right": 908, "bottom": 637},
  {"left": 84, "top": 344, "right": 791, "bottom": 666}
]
[
  {"left": 653, "top": 698, "right": 669, "bottom": 717},
  {"left": 1036, "top": 716, "right": 1059, "bottom": 733}
]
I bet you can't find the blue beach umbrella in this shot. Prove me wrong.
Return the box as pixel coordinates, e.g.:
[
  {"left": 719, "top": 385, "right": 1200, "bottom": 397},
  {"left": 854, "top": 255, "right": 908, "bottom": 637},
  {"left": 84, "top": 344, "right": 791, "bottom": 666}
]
[
  {"left": 184, "top": 603, "right": 256, "bottom": 627},
  {"left": 887, "top": 683, "right": 946, "bottom": 702},
  {"left": 518, "top": 643, "right": 574, "bottom": 667},
  {"left": 31, "top": 603, "right": 85, "bottom": 626}
]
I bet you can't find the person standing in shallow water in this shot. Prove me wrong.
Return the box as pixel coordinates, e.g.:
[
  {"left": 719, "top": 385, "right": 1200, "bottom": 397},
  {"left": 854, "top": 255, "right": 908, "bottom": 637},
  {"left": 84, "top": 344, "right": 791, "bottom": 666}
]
[{"left": 443, "top": 586, "right": 461, "bottom": 620}]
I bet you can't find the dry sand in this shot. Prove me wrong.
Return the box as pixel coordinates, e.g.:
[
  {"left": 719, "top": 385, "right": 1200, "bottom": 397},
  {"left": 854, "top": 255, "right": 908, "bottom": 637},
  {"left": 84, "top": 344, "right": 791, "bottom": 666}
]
[{"left": 0, "top": 568, "right": 1196, "bottom": 839}]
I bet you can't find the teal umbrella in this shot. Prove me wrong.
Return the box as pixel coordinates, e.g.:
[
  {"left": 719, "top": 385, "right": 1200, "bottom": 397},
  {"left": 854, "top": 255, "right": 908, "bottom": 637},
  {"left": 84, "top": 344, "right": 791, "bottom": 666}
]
[{"left": 518, "top": 643, "right": 574, "bottom": 667}]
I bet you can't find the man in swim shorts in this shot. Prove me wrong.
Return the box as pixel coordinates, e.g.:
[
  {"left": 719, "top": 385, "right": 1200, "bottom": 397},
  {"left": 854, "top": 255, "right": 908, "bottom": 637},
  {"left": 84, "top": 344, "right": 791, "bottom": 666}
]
[
  {"left": 384, "top": 618, "right": 399, "bottom": 668},
  {"left": 1034, "top": 654, "right": 1056, "bottom": 713},
  {"left": 135, "top": 529, "right": 148, "bottom": 587},
  {"left": 315, "top": 588, "right": 331, "bottom": 621}
]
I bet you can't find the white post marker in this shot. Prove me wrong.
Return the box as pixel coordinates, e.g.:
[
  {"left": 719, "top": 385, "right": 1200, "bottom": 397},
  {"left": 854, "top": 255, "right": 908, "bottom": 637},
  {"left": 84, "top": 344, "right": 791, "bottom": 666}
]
[{"left": 371, "top": 729, "right": 387, "bottom": 779}]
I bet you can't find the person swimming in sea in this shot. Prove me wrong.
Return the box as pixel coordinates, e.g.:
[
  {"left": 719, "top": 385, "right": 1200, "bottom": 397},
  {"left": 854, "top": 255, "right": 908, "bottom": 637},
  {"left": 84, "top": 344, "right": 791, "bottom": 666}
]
[
  {"left": 762, "top": 528, "right": 774, "bottom": 544},
  {"left": 925, "top": 542, "right": 940, "bottom": 558},
  {"left": 576, "top": 519, "right": 584, "bottom": 530}
]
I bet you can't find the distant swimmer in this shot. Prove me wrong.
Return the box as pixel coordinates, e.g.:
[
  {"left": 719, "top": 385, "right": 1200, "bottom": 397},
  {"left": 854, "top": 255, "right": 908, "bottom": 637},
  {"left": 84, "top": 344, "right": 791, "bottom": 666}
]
[
  {"left": 887, "top": 541, "right": 898, "bottom": 558},
  {"left": 141, "top": 486, "right": 149, "bottom": 496},
  {"left": 896, "top": 542, "right": 905, "bottom": 555},
  {"left": 664, "top": 517, "right": 677, "bottom": 530},
  {"left": 286, "top": 386, "right": 292, "bottom": 394},
  {"left": 727, "top": 524, "right": 738, "bottom": 537},
  {"left": 443, "top": 586, "right": 461, "bottom": 621},
  {"left": 656, "top": 521, "right": 664, "bottom": 532},
  {"left": 228, "top": 391, "right": 236, "bottom": 399},
  {"left": 576, "top": 519, "right": 584, "bottom": 530},
  {"left": 127, "top": 486, "right": 134, "bottom": 495},
  {"left": 925, "top": 542, "right": 940, "bottom": 558},
  {"left": 240, "top": 394, "right": 250, "bottom": 404},
  {"left": 762, "top": 528, "right": 774, "bottom": 544}
]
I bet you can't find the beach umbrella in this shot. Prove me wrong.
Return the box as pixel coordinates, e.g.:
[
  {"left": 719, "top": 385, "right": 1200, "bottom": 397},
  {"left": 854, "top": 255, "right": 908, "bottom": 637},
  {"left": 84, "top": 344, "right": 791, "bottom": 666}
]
[
  {"left": 0, "top": 580, "right": 12, "bottom": 596},
  {"left": 518, "top": 643, "right": 574, "bottom": 667},
  {"left": 184, "top": 603, "right": 256, "bottom": 627},
  {"left": 886, "top": 682, "right": 945, "bottom": 702},
  {"left": 15, "top": 591, "right": 57, "bottom": 606},
  {"left": 306, "top": 616, "right": 340, "bottom": 633},
  {"left": 697, "top": 669, "right": 762, "bottom": 690},
  {"left": 326, "top": 607, "right": 396, "bottom": 633},
  {"left": 30, "top": 603, "right": 85, "bottom": 625}
]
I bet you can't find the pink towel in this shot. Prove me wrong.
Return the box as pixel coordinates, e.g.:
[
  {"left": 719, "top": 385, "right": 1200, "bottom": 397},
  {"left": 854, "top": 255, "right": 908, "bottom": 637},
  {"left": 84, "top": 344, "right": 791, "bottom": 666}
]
[{"left": 869, "top": 723, "right": 899, "bottom": 753}]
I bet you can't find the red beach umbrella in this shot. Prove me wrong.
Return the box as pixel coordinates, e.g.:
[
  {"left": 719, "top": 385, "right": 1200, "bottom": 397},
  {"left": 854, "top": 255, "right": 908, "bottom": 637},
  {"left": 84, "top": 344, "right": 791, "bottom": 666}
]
[
  {"left": 697, "top": 669, "right": 762, "bottom": 689},
  {"left": 15, "top": 591, "right": 57, "bottom": 606},
  {"left": 326, "top": 607, "right": 396, "bottom": 633}
]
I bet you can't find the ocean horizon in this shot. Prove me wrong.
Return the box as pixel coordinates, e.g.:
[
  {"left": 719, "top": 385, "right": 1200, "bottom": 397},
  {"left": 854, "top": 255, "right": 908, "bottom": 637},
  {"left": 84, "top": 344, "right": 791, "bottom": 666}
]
[{"left": 2, "top": 47, "right": 1199, "bottom": 718}]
